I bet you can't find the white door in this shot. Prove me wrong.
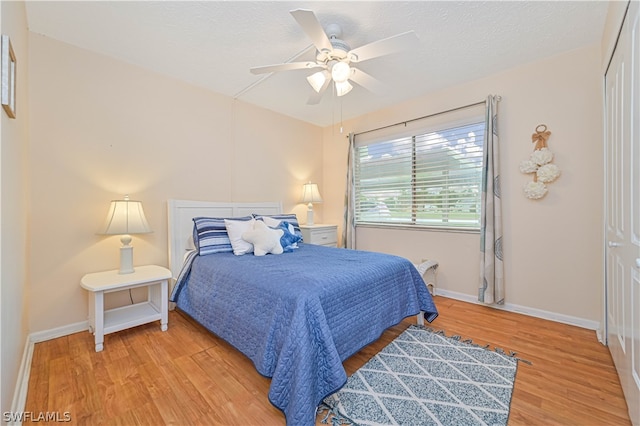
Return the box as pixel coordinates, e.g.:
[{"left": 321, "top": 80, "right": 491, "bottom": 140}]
[{"left": 605, "top": 2, "right": 640, "bottom": 425}]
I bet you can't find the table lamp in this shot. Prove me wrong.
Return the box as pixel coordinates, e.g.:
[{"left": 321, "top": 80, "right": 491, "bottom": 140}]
[
  {"left": 301, "top": 182, "right": 323, "bottom": 225},
  {"left": 98, "top": 195, "right": 152, "bottom": 274}
]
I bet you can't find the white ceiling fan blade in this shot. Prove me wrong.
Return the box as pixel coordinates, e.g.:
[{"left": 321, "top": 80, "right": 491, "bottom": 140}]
[
  {"left": 250, "top": 61, "right": 324, "bottom": 75},
  {"left": 290, "top": 9, "right": 333, "bottom": 53},
  {"left": 348, "top": 31, "right": 419, "bottom": 63},
  {"left": 307, "top": 78, "right": 331, "bottom": 105},
  {"left": 349, "top": 68, "right": 386, "bottom": 95}
]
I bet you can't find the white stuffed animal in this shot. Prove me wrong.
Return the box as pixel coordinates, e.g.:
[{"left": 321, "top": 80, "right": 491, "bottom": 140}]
[{"left": 242, "top": 220, "right": 284, "bottom": 256}]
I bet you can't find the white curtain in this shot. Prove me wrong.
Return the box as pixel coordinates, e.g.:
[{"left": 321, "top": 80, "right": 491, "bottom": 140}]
[
  {"left": 479, "top": 95, "right": 504, "bottom": 304},
  {"left": 342, "top": 132, "right": 356, "bottom": 249}
]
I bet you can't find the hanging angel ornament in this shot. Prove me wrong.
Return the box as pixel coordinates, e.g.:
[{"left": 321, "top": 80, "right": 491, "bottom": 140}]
[{"left": 519, "top": 124, "right": 560, "bottom": 199}]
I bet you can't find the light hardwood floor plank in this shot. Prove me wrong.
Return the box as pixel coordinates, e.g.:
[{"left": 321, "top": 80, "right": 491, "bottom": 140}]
[{"left": 23, "top": 296, "right": 631, "bottom": 425}]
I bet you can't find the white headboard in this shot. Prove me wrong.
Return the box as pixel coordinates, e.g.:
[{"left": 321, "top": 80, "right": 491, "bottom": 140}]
[{"left": 167, "top": 199, "right": 282, "bottom": 279}]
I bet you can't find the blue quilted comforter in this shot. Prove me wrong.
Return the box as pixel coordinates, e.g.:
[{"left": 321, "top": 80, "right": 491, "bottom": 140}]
[{"left": 170, "top": 244, "right": 438, "bottom": 425}]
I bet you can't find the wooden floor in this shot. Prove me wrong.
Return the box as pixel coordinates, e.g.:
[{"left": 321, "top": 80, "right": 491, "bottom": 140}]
[{"left": 24, "top": 296, "right": 631, "bottom": 425}]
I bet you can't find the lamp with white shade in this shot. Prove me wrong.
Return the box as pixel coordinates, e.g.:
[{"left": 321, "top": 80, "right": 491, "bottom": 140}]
[
  {"left": 98, "top": 195, "right": 152, "bottom": 274},
  {"left": 301, "top": 182, "right": 323, "bottom": 226}
]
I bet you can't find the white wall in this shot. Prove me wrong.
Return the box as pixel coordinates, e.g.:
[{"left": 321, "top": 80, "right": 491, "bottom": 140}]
[
  {"left": 0, "top": 0, "right": 30, "bottom": 416},
  {"left": 323, "top": 45, "right": 603, "bottom": 326},
  {"left": 602, "top": 0, "right": 629, "bottom": 69},
  {"left": 27, "top": 34, "right": 324, "bottom": 332}
]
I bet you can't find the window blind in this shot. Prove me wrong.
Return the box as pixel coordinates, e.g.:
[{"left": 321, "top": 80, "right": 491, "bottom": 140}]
[{"left": 354, "top": 104, "right": 485, "bottom": 230}]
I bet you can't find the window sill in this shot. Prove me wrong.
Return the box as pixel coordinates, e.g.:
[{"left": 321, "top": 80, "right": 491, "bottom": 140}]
[{"left": 356, "top": 223, "right": 480, "bottom": 234}]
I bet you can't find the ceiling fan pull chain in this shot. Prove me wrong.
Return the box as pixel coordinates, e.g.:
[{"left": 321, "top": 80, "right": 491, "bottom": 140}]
[
  {"left": 340, "top": 96, "right": 344, "bottom": 134},
  {"left": 332, "top": 80, "right": 336, "bottom": 135}
]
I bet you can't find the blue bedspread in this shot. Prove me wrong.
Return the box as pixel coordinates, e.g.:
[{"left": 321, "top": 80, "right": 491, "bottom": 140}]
[{"left": 170, "top": 244, "right": 438, "bottom": 425}]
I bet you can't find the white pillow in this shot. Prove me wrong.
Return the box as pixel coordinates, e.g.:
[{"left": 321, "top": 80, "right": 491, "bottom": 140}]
[
  {"left": 224, "top": 218, "right": 255, "bottom": 255},
  {"left": 260, "top": 216, "right": 298, "bottom": 247},
  {"left": 186, "top": 234, "right": 195, "bottom": 251},
  {"left": 241, "top": 220, "right": 284, "bottom": 256},
  {"left": 261, "top": 216, "right": 282, "bottom": 227}
]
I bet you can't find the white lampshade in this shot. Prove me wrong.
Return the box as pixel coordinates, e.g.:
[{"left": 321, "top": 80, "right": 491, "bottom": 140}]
[
  {"left": 301, "top": 182, "right": 322, "bottom": 226},
  {"left": 331, "top": 61, "right": 352, "bottom": 83},
  {"left": 307, "top": 71, "right": 328, "bottom": 93},
  {"left": 335, "top": 81, "right": 353, "bottom": 97},
  {"left": 301, "top": 182, "right": 323, "bottom": 204},
  {"left": 99, "top": 195, "right": 151, "bottom": 274},
  {"left": 308, "top": 64, "right": 353, "bottom": 97},
  {"left": 99, "top": 196, "right": 151, "bottom": 235}
]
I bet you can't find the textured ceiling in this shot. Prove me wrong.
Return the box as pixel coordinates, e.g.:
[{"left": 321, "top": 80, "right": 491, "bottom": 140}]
[{"left": 25, "top": 1, "right": 609, "bottom": 127}]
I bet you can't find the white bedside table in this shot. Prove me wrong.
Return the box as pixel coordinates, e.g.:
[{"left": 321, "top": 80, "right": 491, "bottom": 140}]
[
  {"left": 80, "top": 265, "right": 172, "bottom": 352},
  {"left": 300, "top": 224, "right": 338, "bottom": 247}
]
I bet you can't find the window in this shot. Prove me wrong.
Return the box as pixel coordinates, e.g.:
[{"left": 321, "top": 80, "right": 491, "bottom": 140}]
[{"left": 354, "top": 109, "right": 485, "bottom": 230}]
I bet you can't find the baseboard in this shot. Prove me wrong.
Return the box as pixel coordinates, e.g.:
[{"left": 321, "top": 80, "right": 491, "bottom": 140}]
[
  {"left": 436, "top": 289, "right": 601, "bottom": 331},
  {"left": 9, "top": 337, "right": 34, "bottom": 425},
  {"left": 29, "top": 320, "right": 89, "bottom": 343},
  {"left": 10, "top": 321, "right": 89, "bottom": 423}
]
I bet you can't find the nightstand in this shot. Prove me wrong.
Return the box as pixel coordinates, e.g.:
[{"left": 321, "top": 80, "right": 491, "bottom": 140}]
[
  {"left": 80, "top": 265, "right": 172, "bottom": 352},
  {"left": 300, "top": 224, "right": 338, "bottom": 247}
]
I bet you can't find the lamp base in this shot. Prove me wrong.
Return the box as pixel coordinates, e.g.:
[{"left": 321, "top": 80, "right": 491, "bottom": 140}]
[
  {"left": 119, "top": 245, "right": 135, "bottom": 274},
  {"left": 307, "top": 204, "right": 314, "bottom": 226}
]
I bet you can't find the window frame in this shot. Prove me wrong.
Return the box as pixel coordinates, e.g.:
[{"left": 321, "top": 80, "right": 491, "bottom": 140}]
[{"left": 353, "top": 110, "right": 485, "bottom": 232}]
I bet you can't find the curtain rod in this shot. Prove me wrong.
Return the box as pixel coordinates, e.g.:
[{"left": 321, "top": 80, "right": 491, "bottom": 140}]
[{"left": 353, "top": 96, "right": 501, "bottom": 137}]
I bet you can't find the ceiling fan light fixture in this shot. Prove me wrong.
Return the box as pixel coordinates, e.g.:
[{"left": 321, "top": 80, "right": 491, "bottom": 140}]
[
  {"left": 331, "top": 61, "right": 352, "bottom": 83},
  {"left": 251, "top": 9, "right": 418, "bottom": 104},
  {"left": 306, "top": 71, "right": 327, "bottom": 93},
  {"left": 335, "top": 80, "right": 353, "bottom": 97}
]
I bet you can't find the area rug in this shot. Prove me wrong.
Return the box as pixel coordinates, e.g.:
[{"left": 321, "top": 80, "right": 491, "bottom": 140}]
[{"left": 319, "top": 325, "right": 522, "bottom": 426}]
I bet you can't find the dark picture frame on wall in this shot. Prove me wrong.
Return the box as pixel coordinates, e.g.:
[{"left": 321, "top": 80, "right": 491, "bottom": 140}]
[{"left": 1, "top": 35, "right": 16, "bottom": 119}]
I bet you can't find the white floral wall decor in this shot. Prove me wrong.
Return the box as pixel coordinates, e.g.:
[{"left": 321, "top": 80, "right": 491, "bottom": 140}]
[{"left": 519, "top": 124, "right": 560, "bottom": 199}]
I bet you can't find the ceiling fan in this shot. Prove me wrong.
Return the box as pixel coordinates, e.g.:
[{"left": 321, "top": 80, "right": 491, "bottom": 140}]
[{"left": 250, "top": 9, "right": 420, "bottom": 105}]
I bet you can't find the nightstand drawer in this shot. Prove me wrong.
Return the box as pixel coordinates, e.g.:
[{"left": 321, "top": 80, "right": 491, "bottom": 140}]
[
  {"left": 308, "top": 229, "right": 337, "bottom": 245},
  {"left": 300, "top": 225, "right": 338, "bottom": 247}
]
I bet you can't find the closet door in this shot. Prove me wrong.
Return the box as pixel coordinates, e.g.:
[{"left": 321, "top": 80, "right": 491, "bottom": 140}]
[{"left": 605, "top": 2, "right": 639, "bottom": 425}]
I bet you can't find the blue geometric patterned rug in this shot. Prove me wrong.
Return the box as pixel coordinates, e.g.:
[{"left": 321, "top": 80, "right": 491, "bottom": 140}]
[{"left": 319, "top": 325, "right": 522, "bottom": 426}]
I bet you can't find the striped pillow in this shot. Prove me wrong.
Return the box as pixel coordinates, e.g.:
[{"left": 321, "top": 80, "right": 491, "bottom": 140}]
[{"left": 192, "top": 216, "right": 253, "bottom": 255}]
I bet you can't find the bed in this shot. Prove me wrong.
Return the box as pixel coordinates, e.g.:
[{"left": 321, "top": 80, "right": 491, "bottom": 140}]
[{"left": 167, "top": 200, "right": 438, "bottom": 425}]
